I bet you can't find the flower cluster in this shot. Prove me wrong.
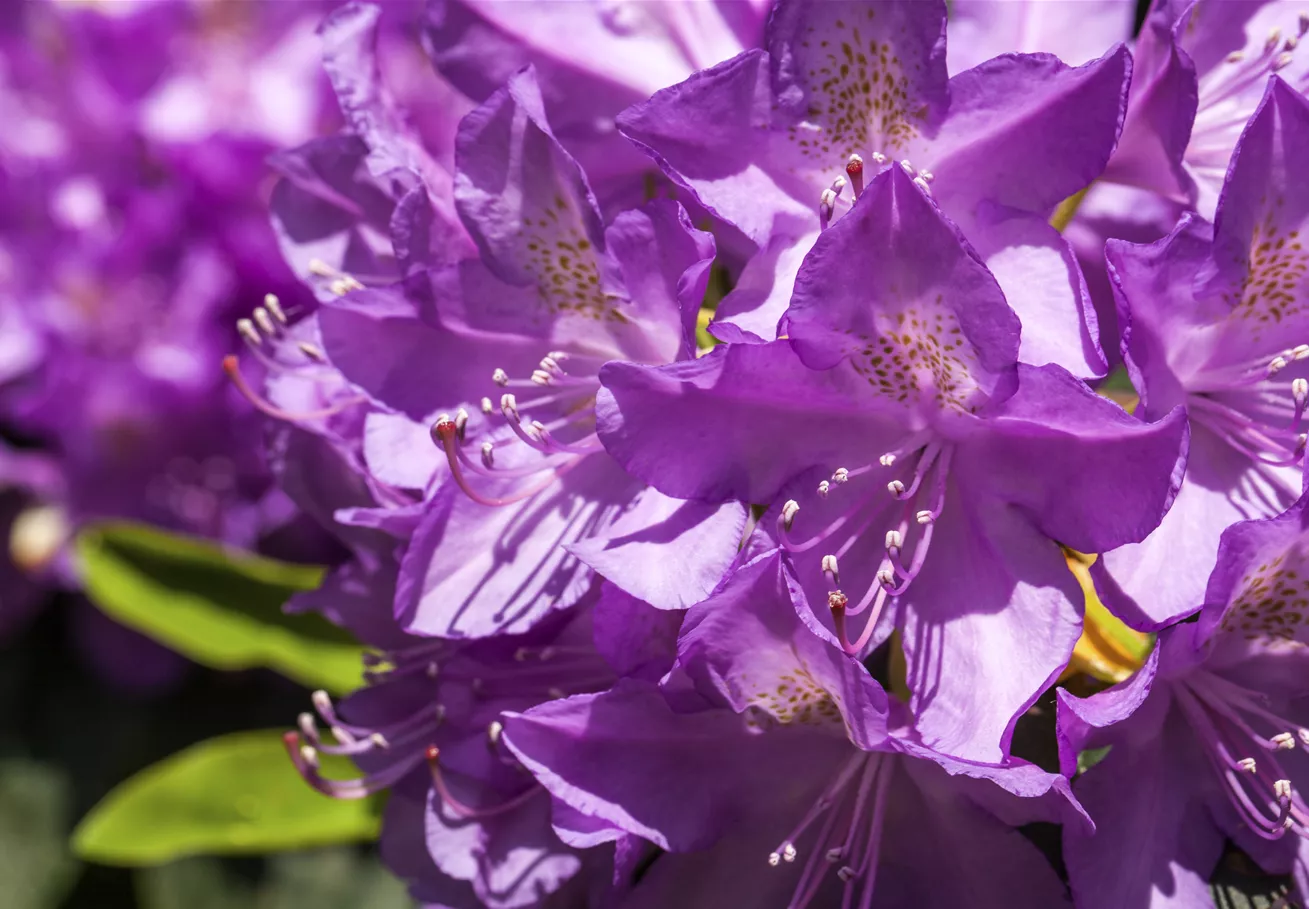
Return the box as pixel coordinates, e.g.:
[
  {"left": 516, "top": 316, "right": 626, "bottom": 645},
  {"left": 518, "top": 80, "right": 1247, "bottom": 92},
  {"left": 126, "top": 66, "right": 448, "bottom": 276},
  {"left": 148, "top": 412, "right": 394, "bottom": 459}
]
[{"left": 266, "top": 2, "right": 1309, "bottom": 907}]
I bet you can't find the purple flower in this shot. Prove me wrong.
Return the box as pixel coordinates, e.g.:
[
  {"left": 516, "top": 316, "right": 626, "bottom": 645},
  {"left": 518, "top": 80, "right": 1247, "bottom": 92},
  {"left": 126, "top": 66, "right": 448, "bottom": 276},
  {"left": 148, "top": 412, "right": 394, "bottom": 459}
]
[
  {"left": 1059, "top": 488, "right": 1309, "bottom": 909},
  {"left": 1098, "top": 77, "right": 1309, "bottom": 630},
  {"left": 422, "top": 0, "right": 769, "bottom": 210},
  {"left": 265, "top": 66, "right": 749, "bottom": 641},
  {"left": 616, "top": 0, "right": 1129, "bottom": 377},
  {"left": 503, "top": 549, "right": 1084, "bottom": 909},
  {"left": 595, "top": 164, "right": 1189, "bottom": 761},
  {"left": 1106, "top": 0, "right": 1309, "bottom": 217}
]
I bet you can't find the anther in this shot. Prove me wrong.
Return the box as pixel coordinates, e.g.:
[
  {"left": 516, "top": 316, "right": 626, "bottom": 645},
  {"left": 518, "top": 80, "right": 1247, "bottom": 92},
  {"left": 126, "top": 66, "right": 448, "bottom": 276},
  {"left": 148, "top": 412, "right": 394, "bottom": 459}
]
[
  {"left": 913, "top": 175, "right": 932, "bottom": 195},
  {"left": 877, "top": 567, "right": 896, "bottom": 588},
  {"left": 817, "top": 479, "right": 831, "bottom": 498},
  {"left": 1293, "top": 344, "right": 1309, "bottom": 360},
  {"left": 846, "top": 153, "right": 865, "bottom": 198},
  {"left": 768, "top": 852, "right": 782, "bottom": 867},
  {"left": 1267, "top": 27, "right": 1283, "bottom": 54},
  {"left": 487, "top": 721, "right": 503, "bottom": 746},
  {"left": 369, "top": 732, "right": 389, "bottom": 748},
  {"left": 871, "top": 151, "right": 887, "bottom": 165},
  {"left": 531, "top": 369, "right": 553, "bottom": 386},
  {"left": 781, "top": 499, "right": 801, "bottom": 531},
  {"left": 1299, "top": 729, "right": 1309, "bottom": 747},
  {"left": 916, "top": 510, "right": 934, "bottom": 525},
  {"left": 1227, "top": 51, "right": 1246, "bottom": 63},
  {"left": 822, "top": 554, "right": 841, "bottom": 587},
  {"left": 832, "top": 467, "right": 849, "bottom": 484},
  {"left": 899, "top": 159, "right": 915, "bottom": 176},
  {"left": 837, "top": 866, "right": 857, "bottom": 883},
  {"left": 308, "top": 258, "right": 335, "bottom": 277},
  {"left": 254, "top": 307, "right": 277, "bottom": 337},
  {"left": 298, "top": 342, "right": 326, "bottom": 362},
  {"left": 1274, "top": 51, "right": 1294, "bottom": 71},
  {"left": 1293, "top": 378, "right": 1307, "bottom": 406},
  {"left": 879, "top": 453, "right": 896, "bottom": 467},
  {"left": 264, "top": 293, "right": 288, "bottom": 324},
  {"left": 1268, "top": 355, "right": 1289, "bottom": 376},
  {"left": 1271, "top": 732, "right": 1296, "bottom": 750},
  {"left": 481, "top": 397, "right": 494, "bottom": 414},
  {"left": 1275, "top": 779, "right": 1293, "bottom": 800},
  {"left": 312, "top": 689, "right": 331, "bottom": 713},
  {"left": 492, "top": 368, "right": 509, "bottom": 386},
  {"left": 501, "top": 393, "right": 519, "bottom": 421},
  {"left": 300, "top": 744, "right": 319, "bottom": 766},
  {"left": 782, "top": 843, "right": 797, "bottom": 863},
  {"left": 426, "top": 662, "right": 440, "bottom": 679},
  {"left": 454, "top": 409, "right": 469, "bottom": 442},
  {"left": 298, "top": 713, "right": 316, "bottom": 737},
  {"left": 919, "top": 170, "right": 934, "bottom": 183},
  {"left": 825, "top": 847, "right": 843, "bottom": 863},
  {"left": 237, "top": 318, "right": 261, "bottom": 346},
  {"left": 329, "top": 277, "right": 362, "bottom": 296},
  {"left": 887, "top": 479, "right": 906, "bottom": 497},
  {"left": 1238, "top": 757, "right": 1258, "bottom": 774},
  {"left": 885, "top": 530, "right": 902, "bottom": 553},
  {"left": 481, "top": 442, "right": 495, "bottom": 468}
]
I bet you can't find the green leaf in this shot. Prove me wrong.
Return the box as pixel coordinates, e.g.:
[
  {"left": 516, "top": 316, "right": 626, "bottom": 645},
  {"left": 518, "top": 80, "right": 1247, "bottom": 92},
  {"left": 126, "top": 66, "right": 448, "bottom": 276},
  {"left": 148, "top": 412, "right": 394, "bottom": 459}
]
[
  {"left": 77, "top": 522, "right": 364, "bottom": 694},
  {"left": 1076, "top": 745, "right": 1113, "bottom": 776},
  {"left": 0, "top": 759, "right": 80, "bottom": 909},
  {"left": 73, "top": 730, "right": 381, "bottom": 866}
]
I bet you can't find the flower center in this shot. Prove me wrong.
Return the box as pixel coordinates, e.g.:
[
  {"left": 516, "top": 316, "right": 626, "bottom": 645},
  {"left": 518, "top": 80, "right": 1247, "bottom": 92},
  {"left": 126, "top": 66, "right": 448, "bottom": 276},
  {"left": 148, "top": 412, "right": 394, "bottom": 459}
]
[
  {"left": 778, "top": 438, "right": 953, "bottom": 656},
  {"left": 1186, "top": 344, "right": 1309, "bottom": 471},
  {"left": 1175, "top": 671, "right": 1309, "bottom": 841},
  {"left": 766, "top": 751, "right": 893, "bottom": 909},
  {"left": 430, "top": 351, "right": 606, "bottom": 507}
]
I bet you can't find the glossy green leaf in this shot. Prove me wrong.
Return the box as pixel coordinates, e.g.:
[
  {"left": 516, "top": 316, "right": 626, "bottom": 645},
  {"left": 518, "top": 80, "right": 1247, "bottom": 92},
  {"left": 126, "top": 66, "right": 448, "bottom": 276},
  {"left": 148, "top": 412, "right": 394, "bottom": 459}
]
[
  {"left": 73, "top": 730, "right": 381, "bottom": 866},
  {"left": 77, "top": 522, "right": 363, "bottom": 694}
]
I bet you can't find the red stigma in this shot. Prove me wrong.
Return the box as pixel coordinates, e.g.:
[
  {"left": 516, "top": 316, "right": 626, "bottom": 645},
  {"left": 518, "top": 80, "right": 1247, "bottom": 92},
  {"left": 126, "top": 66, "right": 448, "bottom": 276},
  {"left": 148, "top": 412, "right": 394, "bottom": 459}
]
[
  {"left": 424, "top": 745, "right": 441, "bottom": 763},
  {"left": 845, "top": 160, "right": 864, "bottom": 178},
  {"left": 432, "top": 420, "right": 459, "bottom": 444}
]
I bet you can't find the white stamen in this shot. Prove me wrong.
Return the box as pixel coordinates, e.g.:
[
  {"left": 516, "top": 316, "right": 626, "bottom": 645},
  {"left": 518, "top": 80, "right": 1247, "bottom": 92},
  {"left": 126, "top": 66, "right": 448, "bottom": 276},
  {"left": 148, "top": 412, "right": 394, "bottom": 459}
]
[
  {"left": 1292, "top": 344, "right": 1309, "bottom": 360},
  {"left": 492, "top": 368, "right": 510, "bottom": 386},
  {"left": 825, "top": 847, "right": 843, "bottom": 863},
  {"left": 837, "top": 866, "right": 857, "bottom": 883},
  {"left": 879, "top": 453, "right": 896, "bottom": 467},
  {"left": 530, "top": 420, "right": 549, "bottom": 438},
  {"left": 481, "top": 442, "right": 495, "bottom": 468},
  {"left": 887, "top": 479, "right": 906, "bottom": 497},
  {"left": 1274, "top": 51, "right": 1295, "bottom": 71},
  {"left": 913, "top": 176, "right": 932, "bottom": 195},
  {"left": 1238, "top": 757, "right": 1258, "bottom": 774},
  {"left": 885, "top": 530, "right": 902, "bottom": 551},
  {"left": 264, "top": 293, "right": 288, "bottom": 324},
  {"left": 1267, "top": 27, "right": 1284, "bottom": 54},
  {"left": 501, "top": 393, "right": 519, "bottom": 421},
  {"left": 369, "top": 732, "right": 389, "bottom": 748},
  {"left": 1271, "top": 731, "right": 1296, "bottom": 750},
  {"left": 871, "top": 151, "right": 887, "bottom": 165},
  {"left": 1293, "top": 378, "right": 1307, "bottom": 406},
  {"left": 237, "top": 318, "right": 261, "bottom": 346},
  {"left": 832, "top": 467, "right": 849, "bottom": 484},
  {"left": 298, "top": 342, "right": 326, "bottom": 362},
  {"left": 781, "top": 842, "right": 797, "bottom": 863},
  {"left": 1298, "top": 728, "right": 1309, "bottom": 747},
  {"left": 768, "top": 852, "right": 782, "bottom": 867},
  {"left": 899, "top": 159, "right": 915, "bottom": 176},
  {"left": 253, "top": 307, "right": 277, "bottom": 338},
  {"left": 311, "top": 689, "right": 331, "bottom": 713},
  {"left": 298, "top": 713, "right": 316, "bottom": 737},
  {"left": 426, "top": 662, "right": 440, "bottom": 679},
  {"left": 877, "top": 567, "right": 896, "bottom": 588},
  {"left": 308, "top": 258, "right": 335, "bottom": 277},
  {"left": 817, "top": 479, "right": 831, "bottom": 498},
  {"left": 531, "top": 369, "right": 553, "bottom": 386},
  {"left": 300, "top": 745, "right": 318, "bottom": 766},
  {"left": 916, "top": 510, "right": 934, "bottom": 525},
  {"left": 822, "top": 554, "right": 840, "bottom": 585},
  {"left": 919, "top": 170, "right": 934, "bottom": 183},
  {"left": 1275, "top": 779, "right": 1293, "bottom": 800},
  {"left": 539, "top": 356, "right": 562, "bottom": 374},
  {"left": 1227, "top": 51, "right": 1246, "bottom": 64},
  {"left": 454, "top": 408, "right": 469, "bottom": 441},
  {"left": 1268, "top": 355, "right": 1289, "bottom": 376},
  {"left": 481, "top": 396, "right": 494, "bottom": 415},
  {"left": 781, "top": 499, "right": 800, "bottom": 530},
  {"left": 487, "top": 721, "right": 503, "bottom": 746}
]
